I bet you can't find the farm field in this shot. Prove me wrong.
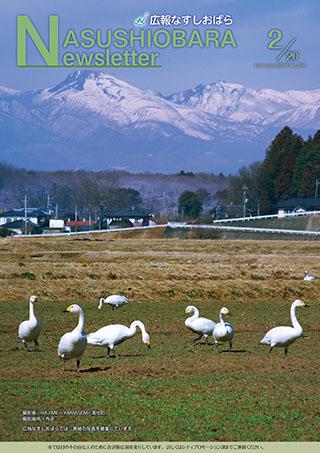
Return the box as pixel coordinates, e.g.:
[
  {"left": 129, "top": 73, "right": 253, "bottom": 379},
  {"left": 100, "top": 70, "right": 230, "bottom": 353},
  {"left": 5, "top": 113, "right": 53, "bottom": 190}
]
[{"left": 0, "top": 233, "right": 320, "bottom": 442}]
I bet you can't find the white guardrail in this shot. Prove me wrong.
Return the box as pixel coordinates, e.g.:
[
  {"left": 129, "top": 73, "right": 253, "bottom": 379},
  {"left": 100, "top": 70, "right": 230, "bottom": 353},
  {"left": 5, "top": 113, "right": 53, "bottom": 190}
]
[
  {"left": 213, "top": 210, "right": 320, "bottom": 223},
  {"left": 14, "top": 224, "right": 167, "bottom": 238},
  {"left": 172, "top": 224, "right": 320, "bottom": 237},
  {"left": 14, "top": 222, "right": 320, "bottom": 238}
]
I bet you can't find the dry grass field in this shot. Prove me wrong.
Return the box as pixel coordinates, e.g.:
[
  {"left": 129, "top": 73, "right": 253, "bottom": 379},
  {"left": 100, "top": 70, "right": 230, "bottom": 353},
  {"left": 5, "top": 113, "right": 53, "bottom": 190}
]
[{"left": 1, "top": 231, "right": 319, "bottom": 441}]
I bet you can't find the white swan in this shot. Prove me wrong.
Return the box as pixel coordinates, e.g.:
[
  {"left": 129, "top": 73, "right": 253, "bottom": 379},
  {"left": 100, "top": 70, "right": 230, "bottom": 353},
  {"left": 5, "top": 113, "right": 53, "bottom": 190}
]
[
  {"left": 260, "top": 299, "right": 309, "bottom": 357},
  {"left": 98, "top": 295, "right": 129, "bottom": 310},
  {"left": 87, "top": 321, "right": 151, "bottom": 357},
  {"left": 18, "top": 295, "right": 41, "bottom": 351},
  {"left": 185, "top": 306, "right": 216, "bottom": 343},
  {"left": 57, "top": 304, "right": 87, "bottom": 372},
  {"left": 304, "top": 271, "right": 315, "bottom": 282},
  {"left": 212, "top": 307, "right": 234, "bottom": 350}
]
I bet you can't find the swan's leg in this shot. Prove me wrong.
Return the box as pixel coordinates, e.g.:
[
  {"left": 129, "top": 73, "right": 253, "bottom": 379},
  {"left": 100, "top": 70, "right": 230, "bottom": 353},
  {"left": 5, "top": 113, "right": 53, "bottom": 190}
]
[
  {"left": 112, "top": 306, "right": 115, "bottom": 311},
  {"left": 193, "top": 334, "right": 202, "bottom": 343},
  {"left": 22, "top": 340, "right": 28, "bottom": 351},
  {"left": 214, "top": 339, "right": 219, "bottom": 352},
  {"left": 107, "top": 346, "right": 112, "bottom": 357},
  {"left": 76, "top": 359, "right": 81, "bottom": 373},
  {"left": 108, "top": 345, "right": 117, "bottom": 358},
  {"left": 269, "top": 346, "right": 273, "bottom": 354},
  {"left": 229, "top": 341, "right": 232, "bottom": 351},
  {"left": 205, "top": 336, "right": 208, "bottom": 345},
  {"left": 284, "top": 348, "right": 288, "bottom": 358},
  {"left": 34, "top": 339, "right": 40, "bottom": 351},
  {"left": 63, "top": 360, "right": 66, "bottom": 371}
]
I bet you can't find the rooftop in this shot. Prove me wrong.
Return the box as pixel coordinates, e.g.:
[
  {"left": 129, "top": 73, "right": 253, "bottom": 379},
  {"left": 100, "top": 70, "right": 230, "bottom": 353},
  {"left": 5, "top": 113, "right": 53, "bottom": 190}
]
[
  {"left": 103, "top": 209, "right": 153, "bottom": 219},
  {"left": 1, "top": 219, "right": 38, "bottom": 229},
  {"left": 1, "top": 208, "right": 49, "bottom": 217}
]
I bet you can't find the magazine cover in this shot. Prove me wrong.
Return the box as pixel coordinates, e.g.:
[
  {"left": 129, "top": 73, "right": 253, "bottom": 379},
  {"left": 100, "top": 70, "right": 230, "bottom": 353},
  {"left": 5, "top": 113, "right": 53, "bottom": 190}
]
[{"left": 1, "top": 1, "right": 319, "bottom": 452}]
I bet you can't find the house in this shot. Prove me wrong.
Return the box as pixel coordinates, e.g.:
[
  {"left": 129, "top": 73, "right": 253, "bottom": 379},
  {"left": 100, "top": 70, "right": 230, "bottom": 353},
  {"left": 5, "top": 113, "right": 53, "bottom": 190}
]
[
  {"left": 102, "top": 209, "right": 154, "bottom": 229},
  {"left": 212, "top": 204, "right": 253, "bottom": 220},
  {"left": 41, "top": 219, "right": 71, "bottom": 234},
  {"left": 0, "top": 219, "right": 39, "bottom": 235},
  {"left": 0, "top": 208, "right": 49, "bottom": 227},
  {"left": 276, "top": 198, "right": 320, "bottom": 215},
  {"left": 65, "top": 219, "right": 98, "bottom": 232}
]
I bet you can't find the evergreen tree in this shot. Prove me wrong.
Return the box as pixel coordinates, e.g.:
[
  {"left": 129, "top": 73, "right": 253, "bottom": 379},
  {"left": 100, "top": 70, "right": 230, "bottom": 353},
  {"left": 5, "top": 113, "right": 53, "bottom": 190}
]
[
  {"left": 291, "top": 131, "right": 320, "bottom": 197},
  {"left": 274, "top": 133, "right": 304, "bottom": 199},
  {"left": 258, "top": 127, "right": 303, "bottom": 213},
  {"left": 178, "top": 191, "right": 203, "bottom": 219},
  {"left": 313, "top": 130, "right": 320, "bottom": 144}
]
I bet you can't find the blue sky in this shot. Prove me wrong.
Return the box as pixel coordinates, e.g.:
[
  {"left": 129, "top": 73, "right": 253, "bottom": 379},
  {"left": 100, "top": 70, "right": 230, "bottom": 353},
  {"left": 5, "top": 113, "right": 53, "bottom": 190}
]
[{"left": 1, "top": 0, "right": 319, "bottom": 94}]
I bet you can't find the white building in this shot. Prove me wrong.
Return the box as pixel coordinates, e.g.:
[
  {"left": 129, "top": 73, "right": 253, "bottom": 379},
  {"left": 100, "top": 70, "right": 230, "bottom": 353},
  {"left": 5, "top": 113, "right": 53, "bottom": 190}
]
[{"left": 0, "top": 208, "right": 48, "bottom": 226}]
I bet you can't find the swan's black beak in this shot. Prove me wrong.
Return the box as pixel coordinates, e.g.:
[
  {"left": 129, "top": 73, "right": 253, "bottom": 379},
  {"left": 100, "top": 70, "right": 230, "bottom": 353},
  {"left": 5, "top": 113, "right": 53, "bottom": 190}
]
[
  {"left": 304, "top": 304, "right": 310, "bottom": 308},
  {"left": 146, "top": 341, "right": 151, "bottom": 350},
  {"left": 63, "top": 309, "right": 68, "bottom": 313}
]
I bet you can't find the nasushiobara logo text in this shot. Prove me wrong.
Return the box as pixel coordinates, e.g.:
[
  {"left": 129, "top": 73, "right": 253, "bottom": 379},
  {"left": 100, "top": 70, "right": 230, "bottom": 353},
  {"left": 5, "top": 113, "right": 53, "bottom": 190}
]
[{"left": 17, "top": 15, "right": 237, "bottom": 68}]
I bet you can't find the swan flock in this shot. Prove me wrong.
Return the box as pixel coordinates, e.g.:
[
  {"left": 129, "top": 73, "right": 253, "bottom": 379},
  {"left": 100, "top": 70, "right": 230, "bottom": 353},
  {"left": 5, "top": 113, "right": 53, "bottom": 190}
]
[{"left": 17, "top": 290, "right": 312, "bottom": 371}]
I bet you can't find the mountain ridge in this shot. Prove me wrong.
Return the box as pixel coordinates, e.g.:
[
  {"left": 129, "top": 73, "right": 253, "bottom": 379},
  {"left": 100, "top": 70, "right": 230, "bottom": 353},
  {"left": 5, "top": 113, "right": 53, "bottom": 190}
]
[{"left": 0, "top": 71, "right": 318, "bottom": 172}]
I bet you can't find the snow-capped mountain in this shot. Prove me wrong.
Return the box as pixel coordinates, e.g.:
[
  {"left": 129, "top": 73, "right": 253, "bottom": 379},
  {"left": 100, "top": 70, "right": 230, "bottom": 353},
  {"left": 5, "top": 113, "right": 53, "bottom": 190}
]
[
  {"left": 0, "top": 71, "right": 318, "bottom": 172},
  {"left": 167, "top": 80, "right": 320, "bottom": 130}
]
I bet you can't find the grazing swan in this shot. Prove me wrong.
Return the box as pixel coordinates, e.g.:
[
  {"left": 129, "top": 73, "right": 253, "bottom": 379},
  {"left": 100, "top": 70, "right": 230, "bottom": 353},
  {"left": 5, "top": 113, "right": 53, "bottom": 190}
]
[
  {"left": 87, "top": 321, "right": 151, "bottom": 357},
  {"left": 304, "top": 271, "right": 315, "bottom": 282},
  {"left": 185, "top": 306, "right": 216, "bottom": 343},
  {"left": 260, "top": 299, "right": 309, "bottom": 357},
  {"left": 212, "top": 307, "right": 234, "bottom": 350},
  {"left": 57, "top": 304, "right": 87, "bottom": 372},
  {"left": 18, "top": 295, "right": 41, "bottom": 351},
  {"left": 98, "top": 295, "right": 129, "bottom": 310}
]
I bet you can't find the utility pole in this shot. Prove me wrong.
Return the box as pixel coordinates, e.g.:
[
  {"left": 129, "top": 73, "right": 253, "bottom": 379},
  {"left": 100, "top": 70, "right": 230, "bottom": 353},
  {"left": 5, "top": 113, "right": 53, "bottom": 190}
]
[
  {"left": 24, "top": 195, "right": 27, "bottom": 235},
  {"left": 74, "top": 206, "right": 78, "bottom": 232},
  {"left": 242, "top": 185, "right": 248, "bottom": 218},
  {"left": 99, "top": 204, "right": 103, "bottom": 230},
  {"left": 315, "top": 178, "right": 319, "bottom": 199}
]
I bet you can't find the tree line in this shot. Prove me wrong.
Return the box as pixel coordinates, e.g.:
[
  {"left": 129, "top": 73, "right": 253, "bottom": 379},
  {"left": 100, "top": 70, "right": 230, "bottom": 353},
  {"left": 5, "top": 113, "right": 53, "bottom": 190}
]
[
  {"left": 0, "top": 166, "right": 142, "bottom": 215},
  {"left": 217, "top": 127, "right": 320, "bottom": 214},
  {"left": 0, "top": 164, "right": 227, "bottom": 217},
  {"left": 2, "top": 126, "right": 317, "bottom": 219}
]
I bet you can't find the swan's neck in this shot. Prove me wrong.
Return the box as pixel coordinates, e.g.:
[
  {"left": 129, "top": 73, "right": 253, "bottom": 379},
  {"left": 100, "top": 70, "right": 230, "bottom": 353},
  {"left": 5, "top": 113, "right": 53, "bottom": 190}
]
[
  {"left": 290, "top": 304, "right": 302, "bottom": 332},
  {"left": 29, "top": 301, "right": 36, "bottom": 321},
  {"left": 129, "top": 321, "right": 146, "bottom": 339},
  {"left": 189, "top": 307, "right": 199, "bottom": 322},
  {"left": 98, "top": 298, "right": 104, "bottom": 310},
  {"left": 219, "top": 312, "right": 225, "bottom": 325},
  {"left": 75, "top": 309, "right": 85, "bottom": 334}
]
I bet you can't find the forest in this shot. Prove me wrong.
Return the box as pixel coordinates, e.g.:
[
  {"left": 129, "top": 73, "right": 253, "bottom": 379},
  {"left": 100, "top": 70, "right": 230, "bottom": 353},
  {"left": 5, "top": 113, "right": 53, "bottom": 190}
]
[
  {"left": 218, "top": 127, "right": 320, "bottom": 214},
  {"left": 0, "top": 164, "right": 227, "bottom": 217}
]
